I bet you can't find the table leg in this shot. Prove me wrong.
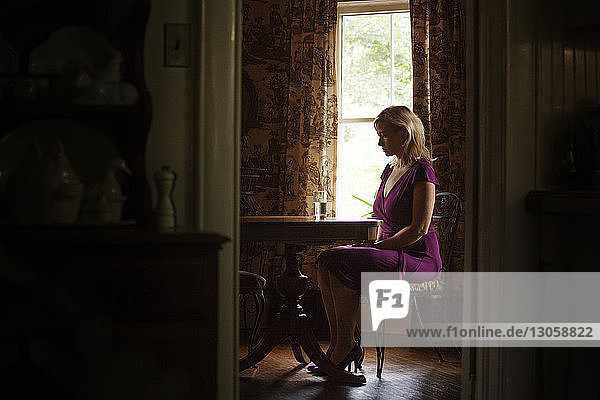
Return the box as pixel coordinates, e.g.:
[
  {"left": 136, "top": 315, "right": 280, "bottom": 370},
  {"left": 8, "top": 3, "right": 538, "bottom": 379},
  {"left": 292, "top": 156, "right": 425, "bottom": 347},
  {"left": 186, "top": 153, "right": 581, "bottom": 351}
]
[
  {"left": 240, "top": 243, "right": 366, "bottom": 385},
  {"left": 239, "top": 314, "right": 287, "bottom": 370}
]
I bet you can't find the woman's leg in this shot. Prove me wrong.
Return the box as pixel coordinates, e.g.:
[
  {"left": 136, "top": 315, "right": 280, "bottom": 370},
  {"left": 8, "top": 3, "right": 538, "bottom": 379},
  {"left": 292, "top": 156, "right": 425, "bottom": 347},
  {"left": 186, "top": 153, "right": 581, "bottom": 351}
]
[
  {"left": 328, "top": 271, "right": 361, "bottom": 365},
  {"left": 317, "top": 264, "right": 338, "bottom": 356}
]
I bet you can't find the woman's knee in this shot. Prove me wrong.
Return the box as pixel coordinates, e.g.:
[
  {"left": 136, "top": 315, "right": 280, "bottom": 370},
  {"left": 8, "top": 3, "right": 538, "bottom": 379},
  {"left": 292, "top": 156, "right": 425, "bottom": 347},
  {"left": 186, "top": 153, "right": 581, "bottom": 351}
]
[
  {"left": 316, "top": 252, "right": 327, "bottom": 271},
  {"left": 317, "top": 248, "right": 339, "bottom": 268}
]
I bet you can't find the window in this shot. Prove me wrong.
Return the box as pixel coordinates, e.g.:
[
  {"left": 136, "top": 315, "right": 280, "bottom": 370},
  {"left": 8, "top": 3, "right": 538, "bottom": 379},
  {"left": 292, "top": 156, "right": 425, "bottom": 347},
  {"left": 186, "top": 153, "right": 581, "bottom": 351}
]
[{"left": 336, "top": 1, "right": 412, "bottom": 218}]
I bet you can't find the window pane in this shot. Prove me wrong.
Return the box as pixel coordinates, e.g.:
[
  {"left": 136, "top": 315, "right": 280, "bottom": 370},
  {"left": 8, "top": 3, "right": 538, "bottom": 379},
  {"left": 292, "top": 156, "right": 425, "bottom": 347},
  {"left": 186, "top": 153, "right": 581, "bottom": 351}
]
[
  {"left": 392, "top": 12, "right": 412, "bottom": 107},
  {"left": 341, "top": 14, "right": 391, "bottom": 118},
  {"left": 337, "top": 10, "right": 412, "bottom": 218},
  {"left": 337, "top": 124, "right": 389, "bottom": 218}
]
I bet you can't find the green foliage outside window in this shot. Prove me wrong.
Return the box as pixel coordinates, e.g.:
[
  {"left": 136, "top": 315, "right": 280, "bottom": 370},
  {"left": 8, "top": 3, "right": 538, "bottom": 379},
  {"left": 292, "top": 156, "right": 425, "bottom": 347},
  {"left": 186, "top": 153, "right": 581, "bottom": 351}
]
[{"left": 341, "top": 12, "right": 412, "bottom": 118}]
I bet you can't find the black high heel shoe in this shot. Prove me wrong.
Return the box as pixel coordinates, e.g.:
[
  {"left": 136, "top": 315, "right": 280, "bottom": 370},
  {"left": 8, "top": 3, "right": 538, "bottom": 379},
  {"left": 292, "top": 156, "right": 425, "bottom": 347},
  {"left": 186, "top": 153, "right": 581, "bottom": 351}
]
[
  {"left": 307, "top": 363, "right": 319, "bottom": 372},
  {"left": 308, "top": 344, "right": 364, "bottom": 375},
  {"left": 337, "top": 344, "right": 364, "bottom": 373},
  {"left": 355, "top": 345, "right": 365, "bottom": 370}
]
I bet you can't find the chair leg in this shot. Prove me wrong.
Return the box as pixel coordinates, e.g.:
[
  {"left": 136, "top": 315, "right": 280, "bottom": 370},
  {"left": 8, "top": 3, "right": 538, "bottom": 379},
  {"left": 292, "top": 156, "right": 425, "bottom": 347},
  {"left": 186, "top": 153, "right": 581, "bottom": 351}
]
[
  {"left": 375, "top": 319, "right": 386, "bottom": 378},
  {"left": 432, "top": 297, "right": 462, "bottom": 358},
  {"left": 248, "top": 290, "right": 265, "bottom": 353},
  {"left": 376, "top": 346, "right": 385, "bottom": 379},
  {"left": 434, "top": 347, "right": 445, "bottom": 363},
  {"left": 241, "top": 295, "right": 248, "bottom": 333},
  {"left": 412, "top": 296, "right": 445, "bottom": 362}
]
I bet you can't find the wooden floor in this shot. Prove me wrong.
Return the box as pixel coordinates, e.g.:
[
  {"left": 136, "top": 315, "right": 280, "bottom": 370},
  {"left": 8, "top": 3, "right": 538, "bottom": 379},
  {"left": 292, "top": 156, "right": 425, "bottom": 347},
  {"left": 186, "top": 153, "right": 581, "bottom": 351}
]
[{"left": 240, "top": 340, "right": 462, "bottom": 400}]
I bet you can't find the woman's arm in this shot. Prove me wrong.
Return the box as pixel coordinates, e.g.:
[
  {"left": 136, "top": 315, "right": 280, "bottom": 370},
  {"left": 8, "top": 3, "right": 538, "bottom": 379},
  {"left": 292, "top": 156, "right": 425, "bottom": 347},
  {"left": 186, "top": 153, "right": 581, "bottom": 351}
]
[{"left": 374, "top": 181, "right": 436, "bottom": 250}]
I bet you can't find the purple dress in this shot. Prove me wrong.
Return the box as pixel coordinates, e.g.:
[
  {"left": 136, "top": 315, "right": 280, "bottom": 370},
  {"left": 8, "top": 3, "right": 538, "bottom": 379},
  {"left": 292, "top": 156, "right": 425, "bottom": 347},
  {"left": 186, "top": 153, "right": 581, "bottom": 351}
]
[{"left": 317, "top": 158, "right": 442, "bottom": 290}]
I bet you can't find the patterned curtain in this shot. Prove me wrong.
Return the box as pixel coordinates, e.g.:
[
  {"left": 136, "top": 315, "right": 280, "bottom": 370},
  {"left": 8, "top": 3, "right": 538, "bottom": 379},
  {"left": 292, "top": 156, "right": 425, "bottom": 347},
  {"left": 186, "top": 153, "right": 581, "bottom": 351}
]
[
  {"left": 411, "top": 0, "right": 466, "bottom": 270},
  {"left": 241, "top": 0, "right": 338, "bottom": 217},
  {"left": 241, "top": 0, "right": 338, "bottom": 287},
  {"left": 283, "top": 0, "right": 338, "bottom": 216}
]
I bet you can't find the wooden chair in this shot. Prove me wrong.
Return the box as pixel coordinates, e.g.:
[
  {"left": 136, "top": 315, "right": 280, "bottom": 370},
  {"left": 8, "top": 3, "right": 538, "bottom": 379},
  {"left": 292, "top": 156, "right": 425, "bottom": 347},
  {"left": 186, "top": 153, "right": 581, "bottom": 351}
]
[
  {"left": 240, "top": 168, "right": 265, "bottom": 216},
  {"left": 376, "top": 192, "right": 462, "bottom": 378},
  {"left": 240, "top": 270, "right": 267, "bottom": 352},
  {"left": 239, "top": 168, "right": 268, "bottom": 352}
]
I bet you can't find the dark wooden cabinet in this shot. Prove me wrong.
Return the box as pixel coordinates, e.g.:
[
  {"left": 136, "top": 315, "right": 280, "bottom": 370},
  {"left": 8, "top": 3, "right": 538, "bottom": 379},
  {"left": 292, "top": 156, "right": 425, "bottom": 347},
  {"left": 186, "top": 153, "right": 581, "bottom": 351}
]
[
  {"left": 526, "top": 190, "right": 600, "bottom": 215},
  {"left": 526, "top": 191, "right": 600, "bottom": 400},
  {"left": 526, "top": 190, "right": 600, "bottom": 270},
  {"left": 0, "top": 227, "right": 228, "bottom": 399},
  {"left": 0, "top": 0, "right": 153, "bottom": 225},
  {"left": 0, "top": 3, "right": 228, "bottom": 398}
]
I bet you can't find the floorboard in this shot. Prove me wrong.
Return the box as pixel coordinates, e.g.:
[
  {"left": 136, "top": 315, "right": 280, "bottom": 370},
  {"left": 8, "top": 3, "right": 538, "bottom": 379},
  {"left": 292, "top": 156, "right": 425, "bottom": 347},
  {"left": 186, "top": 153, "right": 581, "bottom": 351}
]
[{"left": 239, "top": 340, "right": 462, "bottom": 400}]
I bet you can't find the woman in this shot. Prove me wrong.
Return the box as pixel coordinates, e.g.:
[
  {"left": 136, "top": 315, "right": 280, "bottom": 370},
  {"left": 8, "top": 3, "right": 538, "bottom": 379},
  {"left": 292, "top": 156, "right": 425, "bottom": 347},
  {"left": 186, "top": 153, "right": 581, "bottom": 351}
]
[{"left": 314, "top": 105, "right": 442, "bottom": 372}]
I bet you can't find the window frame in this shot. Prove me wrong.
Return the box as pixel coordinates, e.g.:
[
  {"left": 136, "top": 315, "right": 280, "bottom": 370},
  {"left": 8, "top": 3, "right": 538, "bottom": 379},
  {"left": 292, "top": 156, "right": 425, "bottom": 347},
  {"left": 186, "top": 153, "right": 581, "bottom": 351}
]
[{"left": 335, "top": 0, "right": 412, "bottom": 218}]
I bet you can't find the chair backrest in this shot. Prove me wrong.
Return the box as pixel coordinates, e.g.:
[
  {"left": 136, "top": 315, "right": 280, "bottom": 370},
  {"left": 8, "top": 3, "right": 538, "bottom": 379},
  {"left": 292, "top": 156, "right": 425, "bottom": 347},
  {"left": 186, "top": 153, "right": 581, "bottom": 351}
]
[
  {"left": 431, "top": 192, "right": 462, "bottom": 272},
  {"left": 240, "top": 168, "right": 267, "bottom": 216}
]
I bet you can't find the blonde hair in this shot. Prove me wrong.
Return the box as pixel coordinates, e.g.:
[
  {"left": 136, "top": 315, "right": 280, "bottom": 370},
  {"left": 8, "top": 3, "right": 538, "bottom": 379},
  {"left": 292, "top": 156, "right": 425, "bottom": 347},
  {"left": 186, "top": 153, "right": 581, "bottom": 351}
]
[{"left": 373, "top": 105, "right": 432, "bottom": 164}]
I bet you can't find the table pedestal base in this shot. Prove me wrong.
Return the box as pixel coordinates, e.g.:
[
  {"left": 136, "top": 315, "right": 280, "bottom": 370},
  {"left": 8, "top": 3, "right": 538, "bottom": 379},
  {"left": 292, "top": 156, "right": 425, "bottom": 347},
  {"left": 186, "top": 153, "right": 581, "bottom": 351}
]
[{"left": 239, "top": 244, "right": 366, "bottom": 385}]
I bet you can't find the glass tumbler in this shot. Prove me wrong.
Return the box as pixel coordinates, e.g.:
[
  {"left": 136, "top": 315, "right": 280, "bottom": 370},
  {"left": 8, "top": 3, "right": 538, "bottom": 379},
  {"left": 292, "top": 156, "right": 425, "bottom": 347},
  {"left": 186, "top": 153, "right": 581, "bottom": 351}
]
[{"left": 313, "top": 190, "right": 327, "bottom": 219}]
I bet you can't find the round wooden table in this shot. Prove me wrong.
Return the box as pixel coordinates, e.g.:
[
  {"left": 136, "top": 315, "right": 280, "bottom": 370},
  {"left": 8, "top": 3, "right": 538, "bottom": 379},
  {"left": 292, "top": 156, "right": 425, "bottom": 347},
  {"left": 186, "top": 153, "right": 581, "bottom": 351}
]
[{"left": 239, "top": 216, "right": 380, "bottom": 385}]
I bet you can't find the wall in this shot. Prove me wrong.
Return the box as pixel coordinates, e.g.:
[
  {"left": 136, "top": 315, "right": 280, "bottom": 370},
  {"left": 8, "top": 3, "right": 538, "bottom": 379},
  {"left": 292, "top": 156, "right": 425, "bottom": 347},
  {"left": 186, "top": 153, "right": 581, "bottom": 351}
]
[
  {"left": 471, "top": 0, "right": 600, "bottom": 397},
  {"left": 145, "top": 2, "right": 241, "bottom": 400},
  {"left": 145, "top": 0, "right": 194, "bottom": 226},
  {"left": 474, "top": 0, "right": 600, "bottom": 273},
  {"left": 533, "top": 1, "right": 600, "bottom": 398},
  {"left": 532, "top": 0, "right": 600, "bottom": 271},
  {"left": 536, "top": 0, "right": 600, "bottom": 189}
]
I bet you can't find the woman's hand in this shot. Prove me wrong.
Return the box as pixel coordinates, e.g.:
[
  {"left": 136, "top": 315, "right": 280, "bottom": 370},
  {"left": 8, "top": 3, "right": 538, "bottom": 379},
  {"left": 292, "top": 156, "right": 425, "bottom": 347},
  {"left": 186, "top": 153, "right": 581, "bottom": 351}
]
[{"left": 351, "top": 240, "right": 382, "bottom": 248}]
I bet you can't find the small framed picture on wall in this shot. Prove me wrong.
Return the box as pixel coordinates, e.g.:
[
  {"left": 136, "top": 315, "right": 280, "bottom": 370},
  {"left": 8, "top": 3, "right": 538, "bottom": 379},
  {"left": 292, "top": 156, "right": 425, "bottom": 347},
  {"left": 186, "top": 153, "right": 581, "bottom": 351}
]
[{"left": 164, "top": 23, "right": 191, "bottom": 67}]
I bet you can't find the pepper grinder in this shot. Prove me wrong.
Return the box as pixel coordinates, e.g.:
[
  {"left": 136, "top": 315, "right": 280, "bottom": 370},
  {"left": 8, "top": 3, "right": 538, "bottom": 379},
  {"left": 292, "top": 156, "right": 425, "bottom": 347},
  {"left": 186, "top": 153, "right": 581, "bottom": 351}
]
[{"left": 154, "top": 165, "right": 176, "bottom": 229}]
